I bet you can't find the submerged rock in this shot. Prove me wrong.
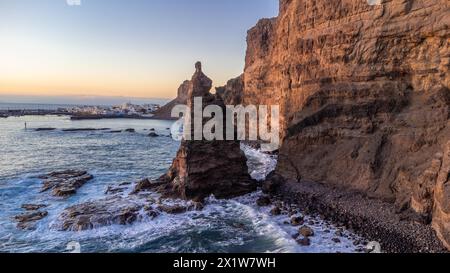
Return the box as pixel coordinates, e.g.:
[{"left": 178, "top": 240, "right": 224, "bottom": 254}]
[
  {"left": 40, "top": 170, "right": 93, "bottom": 197},
  {"left": 62, "top": 128, "right": 109, "bottom": 132},
  {"left": 105, "top": 185, "right": 128, "bottom": 195},
  {"left": 21, "top": 204, "right": 48, "bottom": 211},
  {"left": 35, "top": 128, "right": 56, "bottom": 132},
  {"left": 14, "top": 211, "right": 48, "bottom": 230},
  {"left": 296, "top": 237, "right": 311, "bottom": 246},
  {"left": 57, "top": 197, "right": 143, "bottom": 231}
]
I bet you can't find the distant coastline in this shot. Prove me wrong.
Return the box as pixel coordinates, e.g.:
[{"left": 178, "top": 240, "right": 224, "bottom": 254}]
[{"left": 0, "top": 102, "right": 178, "bottom": 121}]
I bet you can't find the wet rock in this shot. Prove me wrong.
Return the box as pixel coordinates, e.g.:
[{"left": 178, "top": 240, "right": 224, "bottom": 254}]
[
  {"left": 105, "top": 185, "right": 128, "bottom": 195},
  {"left": 15, "top": 211, "right": 48, "bottom": 230},
  {"left": 292, "top": 233, "right": 300, "bottom": 239},
  {"left": 58, "top": 197, "right": 143, "bottom": 231},
  {"left": 290, "top": 216, "right": 304, "bottom": 226},
  {"left": 62, "top": 128, "right": 109, "bottom": 132},
  {"left": 299, "top": 225, "right": 315, "bottom": 237},
  {"left": 262, "top": 172, "right": 283, "bottom": 194},
  {"left": 123, "top": 128, "right": 135, "bottom": 133},
  {"left": 143, "top": 206, "right": 160, "bottom": 219},
  {"left": 21, "top": 204, "right": 48, "bottom": 211},
  {"left": 256, "top": 196, "right": 271, "bottom": 207},
  {"left": 131, "top": 179, "right": 163, "bottom": 194},
  {"left": 296, "top": 237, "right": 311, "bottom": 246},
  {"left": 40, "top": 170, "right": 93, "bottom": 197},
  {"left": 332, "top": 238, "right": 342, "bottom": 244},
  {"left": 270, "top": 206, "right": 282, "bottom": 216},
  {"left": 193, "top": 202, "right": 204, "bottom": 211},
  {"left": 148, "top": 132, "right": 159, "bottom": 137},
  {"left": 35, "top": 128, "right": 56, "bottom": 131},
  {"left": 157, "top": 204, "right": 188, "bottom": 214}
]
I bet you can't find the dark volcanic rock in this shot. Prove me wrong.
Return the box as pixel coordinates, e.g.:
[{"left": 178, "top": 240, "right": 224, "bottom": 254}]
[
  {"left": 62, "top": 128, "right": 109, "bottom": 132},
  {"left": 296, "top": 237, "right": 311, "bottom": 246},
  {"left": 40, "top": 170, "right": 93, "bottom": 197},
  {"left": 256, "top": 196, "right": 271, "bottom": 207},
  {"left": 291, "top": 216, "right": 304, "bottom": 226},
  {"left": 105, "top": 185, "right": 128, "bottom": 195},
  {"left": 21, "top": 204, "right": 48, "bottom": 211},
  {"left": 157, "top": 204, "right": 188, "bottom": 215},
  {"left": 58, "top": 197, "right": 143, "bottom": 231},
  {"left": 14, "top": 211, "right": 48, "bottom": 230},
  {"left": 148, "top": 132, "right": 159, "bottom": 137},
  {"left": 35, "top": 128, "right": 56, "bottom": 131},
  {"left": 262, "top": 172, "right": 283, "bottom": 194},
  {"left": 134, "top": 62, "right": 257, "bottom": 201},
  {"left": 299, "top": 225, "right": 315, "bottom": 237}
]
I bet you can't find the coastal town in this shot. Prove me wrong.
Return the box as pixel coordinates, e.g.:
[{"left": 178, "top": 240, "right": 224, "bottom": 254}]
[{"left": 0, "top": 102, "right": 162, "bottom": 120}]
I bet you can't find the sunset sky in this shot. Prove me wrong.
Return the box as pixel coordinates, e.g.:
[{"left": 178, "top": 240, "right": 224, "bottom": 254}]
[{"left": 0, "top": 0, "right": 278, "bottom": 102}]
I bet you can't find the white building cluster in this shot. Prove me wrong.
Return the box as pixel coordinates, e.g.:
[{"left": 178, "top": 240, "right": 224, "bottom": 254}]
[{"left": 67, "top": 103, "right": 160, "bottom": 117}]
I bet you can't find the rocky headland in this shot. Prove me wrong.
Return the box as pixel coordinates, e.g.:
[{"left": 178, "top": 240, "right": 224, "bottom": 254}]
[
  {"left": 151, "top": 80, "right": 190, "bottom": 120},
  {"left": 218, "top": 0, "right": 449, "bottom": 252}
]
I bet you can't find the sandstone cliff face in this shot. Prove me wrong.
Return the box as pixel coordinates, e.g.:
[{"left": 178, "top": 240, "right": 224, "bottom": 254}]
[
  {"left": 242, "top": 0, "right": 449, "bottom": 247},
  {"left": 138, "top": 63, "right": 257, "bottom": 201},
  {"left": 215, "top": 75, "right": 244, "bottom": 105}
]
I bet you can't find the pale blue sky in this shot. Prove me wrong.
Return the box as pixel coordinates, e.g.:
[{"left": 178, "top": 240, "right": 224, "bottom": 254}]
[{"left": 0, "top": 0, "right": 279, "bottom": 102}]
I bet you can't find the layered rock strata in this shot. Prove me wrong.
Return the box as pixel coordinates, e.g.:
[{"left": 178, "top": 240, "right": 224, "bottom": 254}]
[{"left": 240, "top": 0, "right": 449, "bottom": 250}]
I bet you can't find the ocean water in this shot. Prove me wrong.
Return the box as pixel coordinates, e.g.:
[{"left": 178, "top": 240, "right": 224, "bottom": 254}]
[
  {"left": 0, "top": 103, "right": 80, "bottom": 111},
  {"left": 0, "top": 115, "right": 364, "bottom": 253}
]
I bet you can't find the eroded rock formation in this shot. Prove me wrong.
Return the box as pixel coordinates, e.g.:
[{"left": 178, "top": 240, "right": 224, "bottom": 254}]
[
  {"left": 40, "top": 170, "right": 94, "bottom": 197},
  {"left": 152, "top": 80, "right": 190, "bottom": 120},
  {"left": 240, "top": 0, "right": 449, "bottom": 249},
  {"left": 134, "top": 62, "right": 257, "bottom": 201},
  {"left": 215, "top": 75, "right": 244, "bottom": 105}
]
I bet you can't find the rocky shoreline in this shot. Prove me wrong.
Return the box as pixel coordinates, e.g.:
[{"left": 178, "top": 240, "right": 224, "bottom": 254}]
[{"left": 263, "top": 177, "right": 448, "bottom": 253}]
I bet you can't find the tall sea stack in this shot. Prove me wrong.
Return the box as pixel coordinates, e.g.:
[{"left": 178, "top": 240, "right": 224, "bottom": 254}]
[{"left": 136, "top": 62, "right": 257, "bottom": 201}]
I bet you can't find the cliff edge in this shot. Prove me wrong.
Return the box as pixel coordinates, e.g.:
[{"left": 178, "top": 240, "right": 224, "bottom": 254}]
[{"left": 241, "top": 0, "right": 449, "bottom": 251}]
